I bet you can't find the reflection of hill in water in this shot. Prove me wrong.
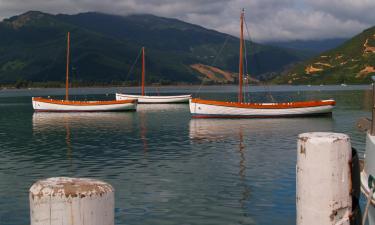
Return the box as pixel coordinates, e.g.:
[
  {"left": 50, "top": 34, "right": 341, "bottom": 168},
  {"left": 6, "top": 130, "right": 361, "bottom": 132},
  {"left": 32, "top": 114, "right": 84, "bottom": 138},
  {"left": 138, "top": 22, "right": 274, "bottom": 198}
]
[{"left": 189, "top": 118, "right": 333, "bottom": 142}]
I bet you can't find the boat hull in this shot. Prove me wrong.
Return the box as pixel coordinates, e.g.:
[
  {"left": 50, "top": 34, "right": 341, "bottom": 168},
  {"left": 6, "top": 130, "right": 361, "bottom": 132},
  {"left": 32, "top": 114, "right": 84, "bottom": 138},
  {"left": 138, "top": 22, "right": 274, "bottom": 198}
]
[
  {"left": 116, "top": 93, "right": 191, "bottom": 104},
  {"left": 189, "top": 99, "right": 335, "bottom": 118},
  {"left": 32, "top": 97, "right": 137, "bottom": 112}
]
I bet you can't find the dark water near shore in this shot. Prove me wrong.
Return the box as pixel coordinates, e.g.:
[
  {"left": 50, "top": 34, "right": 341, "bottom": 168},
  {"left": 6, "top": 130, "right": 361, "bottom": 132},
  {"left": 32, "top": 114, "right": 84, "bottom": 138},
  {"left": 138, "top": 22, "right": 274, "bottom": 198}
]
[{"left": 0, "top": 85, "right": 372, "bottom": 224}]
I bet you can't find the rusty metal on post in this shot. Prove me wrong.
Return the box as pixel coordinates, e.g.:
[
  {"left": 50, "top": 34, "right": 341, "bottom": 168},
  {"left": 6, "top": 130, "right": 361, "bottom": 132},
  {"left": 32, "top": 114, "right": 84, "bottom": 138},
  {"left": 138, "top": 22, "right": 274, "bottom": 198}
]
[{"left": 29, "top": 177, "right": 114, "bottom": 225}]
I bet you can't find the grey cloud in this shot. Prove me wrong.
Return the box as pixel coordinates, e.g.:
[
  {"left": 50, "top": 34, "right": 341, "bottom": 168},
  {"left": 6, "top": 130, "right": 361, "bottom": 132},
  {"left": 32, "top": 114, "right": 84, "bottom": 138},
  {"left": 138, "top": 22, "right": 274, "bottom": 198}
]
[
  {"left": 307, "top": 0, "right": 375, "bottom": 24},
  {"left": 0, "top": 0, "right": 373, "bottom": 42}
]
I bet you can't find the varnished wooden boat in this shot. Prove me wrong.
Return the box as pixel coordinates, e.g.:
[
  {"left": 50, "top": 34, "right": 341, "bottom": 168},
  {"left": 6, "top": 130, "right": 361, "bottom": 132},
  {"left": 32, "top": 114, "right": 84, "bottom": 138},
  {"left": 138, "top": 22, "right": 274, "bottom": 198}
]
[
  {"left": 189, "top": 9, "right": 335, "bottom": 118},
  {"left": 32, "top": 97, "right": 137, "bottom": 112},
  {"left": 190, "top": 98, "right": 335, "bottom": 118},
  {"left": 32, "top": 32, "right": 137, "bottom": 112},
  {"left": 116, "top": 93, "right": 191, "bottom": 103},
  {"left": 116, "top": 47, "right": 191, "bottom": 104}
]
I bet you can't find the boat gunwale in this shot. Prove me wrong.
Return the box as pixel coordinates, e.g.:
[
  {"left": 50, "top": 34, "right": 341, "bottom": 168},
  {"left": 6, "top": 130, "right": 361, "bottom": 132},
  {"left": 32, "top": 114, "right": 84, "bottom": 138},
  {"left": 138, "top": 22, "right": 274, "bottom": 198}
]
[
  {"left": 34, "top": 109, "right": 137, "bottom": 112},
  {"left": 191, "top": 98, "right": 336, "bottom": 109},
  {"left": 191, "top": 112, "right": 333, "bottom": 118},
  {"left": 116, "top": 93, "right": 192, "bottom": 99},
  {"left": 32, "top": 97, "right": 137, "bottom": 106}
]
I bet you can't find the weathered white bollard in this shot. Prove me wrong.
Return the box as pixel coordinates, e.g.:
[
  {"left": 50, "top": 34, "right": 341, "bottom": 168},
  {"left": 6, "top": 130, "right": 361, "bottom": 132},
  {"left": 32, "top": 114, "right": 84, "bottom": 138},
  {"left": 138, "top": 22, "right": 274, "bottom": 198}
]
[
  {"left": 297, "top": 132, "right": 352, "bottom": 225},
  {"left": 29, "top": 177, "right": 114, "bottom": 225}
]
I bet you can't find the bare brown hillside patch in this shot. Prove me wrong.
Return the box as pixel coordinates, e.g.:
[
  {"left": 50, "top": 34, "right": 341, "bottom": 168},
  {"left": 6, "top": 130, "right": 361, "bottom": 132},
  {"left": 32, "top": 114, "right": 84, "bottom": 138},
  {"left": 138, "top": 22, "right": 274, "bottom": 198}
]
[
  {"left": 356, "top": 66, "right": 375, "bottom": 78},
  {"left": 305, "top": 62, "right": 333, "bottom": 74},
  {"left": 190, "top": 64, "right": 235, "bottom": 83},
  {"left": 364, "top": 37, "right": 375, "bottom": 54}
]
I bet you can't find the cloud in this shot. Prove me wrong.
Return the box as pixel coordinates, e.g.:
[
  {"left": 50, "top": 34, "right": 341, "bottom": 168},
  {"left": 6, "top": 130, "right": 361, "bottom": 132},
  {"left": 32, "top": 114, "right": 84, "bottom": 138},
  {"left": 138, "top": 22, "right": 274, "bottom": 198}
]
[{"left": 0, "top": 0, "right": 373, "bottom": 42}]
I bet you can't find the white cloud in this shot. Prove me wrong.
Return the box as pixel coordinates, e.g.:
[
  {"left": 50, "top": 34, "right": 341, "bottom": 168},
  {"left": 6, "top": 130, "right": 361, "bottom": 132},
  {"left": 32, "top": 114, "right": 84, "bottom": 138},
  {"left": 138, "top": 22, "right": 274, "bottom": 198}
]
[{"left": 0, "top": 0, "right": 373, "bottom": 42}]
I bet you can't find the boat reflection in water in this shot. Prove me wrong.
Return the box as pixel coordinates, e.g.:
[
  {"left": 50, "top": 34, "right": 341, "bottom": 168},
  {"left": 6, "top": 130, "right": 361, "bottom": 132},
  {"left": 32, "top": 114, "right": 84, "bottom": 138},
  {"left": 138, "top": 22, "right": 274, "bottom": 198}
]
[
  {"left": 32, "top": 112, "right": 136, "bottom": 132},
  {"left": 32, "top": 112, "right": 136, "bottom": 163},
  {"left": 139, "top": 110, "right": 148, "bottom": 154},
  {"left": 189, "top": 117, "right": 333, "bottom": 216},
  {"left": 136, "top": 103, "right": 189, "bottom": 112},
  {"left": 189, "top": 117, "right": 333, "bottom": 142},
  {"left": 136, "top": 104, "right": 189, "bottom": 153}
]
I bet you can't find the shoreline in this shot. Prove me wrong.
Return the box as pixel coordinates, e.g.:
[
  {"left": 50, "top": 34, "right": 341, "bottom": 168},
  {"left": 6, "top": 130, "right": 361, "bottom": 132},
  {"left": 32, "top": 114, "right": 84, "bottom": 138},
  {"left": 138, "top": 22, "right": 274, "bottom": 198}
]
[
  {"left": 0, "top": 83, "right": 372, "bottom": 91},
  {"left": 0, "top": 84, "right": 371, "bottom": 98}
]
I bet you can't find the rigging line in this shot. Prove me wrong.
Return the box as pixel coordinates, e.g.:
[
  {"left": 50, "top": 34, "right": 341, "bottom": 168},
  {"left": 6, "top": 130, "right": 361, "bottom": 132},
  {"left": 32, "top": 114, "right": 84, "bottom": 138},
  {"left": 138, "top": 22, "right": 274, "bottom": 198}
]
[
  {"left": 195, "top": 35, "right": 230, "bottom": 96},
  {"left": 123, "top": 48, "right": 142, "bottom": 87},
  {"left": 243, "top": 15, "right": 251, "bottom": 103},
  {"left": 244, "top": 17, "right": 275, "bottom": 103},
  {"left": 243, "top": 35, "right": 249, "bottom": 103}
]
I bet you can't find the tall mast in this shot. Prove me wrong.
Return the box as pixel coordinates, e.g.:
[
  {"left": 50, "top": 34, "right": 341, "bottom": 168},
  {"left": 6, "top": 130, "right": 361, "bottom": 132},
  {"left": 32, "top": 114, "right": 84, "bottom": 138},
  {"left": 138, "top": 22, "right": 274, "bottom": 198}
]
[
  {"left": 141, "top": 47, "right": 145, "bottom": 96},
  {"left": 238, "top": 9, "right": 244, "bottom": 103},
  {"left": 65, "top": 32, "right": 70, "bottom": 101}
]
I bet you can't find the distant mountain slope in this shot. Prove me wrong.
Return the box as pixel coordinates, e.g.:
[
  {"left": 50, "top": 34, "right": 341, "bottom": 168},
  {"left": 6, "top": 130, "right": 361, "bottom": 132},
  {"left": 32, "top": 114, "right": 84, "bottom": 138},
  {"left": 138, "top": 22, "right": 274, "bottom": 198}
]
[
  {"left": 274, "top": 27, "right": 375, "bottom": 84},
  {"left": 267, "top": 38, "right": 347, "bottom": 55},
  {"left": 0, "top": 11, "right": 309, "bottom": 85}
]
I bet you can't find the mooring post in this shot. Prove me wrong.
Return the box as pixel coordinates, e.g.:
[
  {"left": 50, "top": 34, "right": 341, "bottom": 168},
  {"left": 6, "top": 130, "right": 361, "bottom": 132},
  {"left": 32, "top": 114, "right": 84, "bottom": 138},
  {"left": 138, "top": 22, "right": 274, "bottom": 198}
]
[
  {"left": 29, "top": 177, "right": 114, "bottom": 225},
  {"left": 297, "top": 132, "right": 352, "bottom": 225}
]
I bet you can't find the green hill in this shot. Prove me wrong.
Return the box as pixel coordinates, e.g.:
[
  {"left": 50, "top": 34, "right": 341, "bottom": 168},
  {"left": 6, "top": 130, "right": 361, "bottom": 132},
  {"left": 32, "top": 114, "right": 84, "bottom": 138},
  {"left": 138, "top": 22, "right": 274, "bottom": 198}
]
[
  {"left": 274, "top": 27, "right": 375, "bottom": 84},
  {"left": 0, "top": 11, "right": 309, "bottom": 86}
]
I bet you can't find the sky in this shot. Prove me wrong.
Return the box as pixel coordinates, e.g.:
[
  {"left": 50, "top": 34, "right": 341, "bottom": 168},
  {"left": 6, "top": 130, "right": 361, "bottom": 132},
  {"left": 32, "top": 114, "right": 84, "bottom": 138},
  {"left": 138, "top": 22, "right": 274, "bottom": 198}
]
[{"left": 0, "top": 0, "right": 374, "bottom": 42}]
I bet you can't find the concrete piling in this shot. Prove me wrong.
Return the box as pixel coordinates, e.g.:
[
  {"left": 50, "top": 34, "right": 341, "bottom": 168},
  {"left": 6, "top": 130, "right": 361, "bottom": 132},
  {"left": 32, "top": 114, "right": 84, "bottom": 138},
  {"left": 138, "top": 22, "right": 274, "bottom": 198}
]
[
  {"left": 297, "top": 132, "right": 352, "bottom": 225},
  {"left": 29, "top": 177, "right": 114, "bottom": 225}
]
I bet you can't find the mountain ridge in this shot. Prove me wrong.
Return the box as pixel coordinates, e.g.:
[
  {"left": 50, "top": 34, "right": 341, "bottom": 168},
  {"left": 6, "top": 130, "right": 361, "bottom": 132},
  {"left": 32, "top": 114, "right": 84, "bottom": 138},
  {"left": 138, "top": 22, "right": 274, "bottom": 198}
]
[
  {"left": 0, "top": 11, "right": 309, "bottom": 86},
  {"left": 274, "top": 26, "right": 375, "bottom": 84}
]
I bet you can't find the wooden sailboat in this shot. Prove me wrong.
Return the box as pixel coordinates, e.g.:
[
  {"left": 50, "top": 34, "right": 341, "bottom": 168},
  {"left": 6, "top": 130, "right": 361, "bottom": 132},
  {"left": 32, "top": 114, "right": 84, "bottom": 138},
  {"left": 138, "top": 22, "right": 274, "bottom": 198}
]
[
  {"left": 32, "top": 32, "right": 137, "bottom": 112},
  {"left": 189, "top": 9, "right": 335, "bottom": 118},
  {"left": 116, "top": 47, "right": 191, "bottom": 104}
]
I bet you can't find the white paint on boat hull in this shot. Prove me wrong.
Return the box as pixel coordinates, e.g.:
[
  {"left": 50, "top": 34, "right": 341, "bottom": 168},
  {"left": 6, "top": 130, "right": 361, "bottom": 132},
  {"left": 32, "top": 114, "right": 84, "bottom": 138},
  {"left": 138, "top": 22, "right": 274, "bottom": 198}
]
[
  {"left": 189, "top": 99, "right": 334, "bottom": 118},
  {"left": 116, "top": 93, "right": 191, "bottom": 103},
  {"left": 32, "top": 99, "right": 137, "bottom": 112}
]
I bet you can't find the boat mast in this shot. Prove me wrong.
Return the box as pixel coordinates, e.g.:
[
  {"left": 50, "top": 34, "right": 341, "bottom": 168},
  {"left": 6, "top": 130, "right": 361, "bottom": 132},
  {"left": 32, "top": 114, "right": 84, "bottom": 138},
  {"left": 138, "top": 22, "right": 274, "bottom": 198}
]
[
  {"left": 141, "top": 47, "right": 145, "bottom": 96},
  {"left": 238, "top": 9, "right": 244, "bottom": 103},
  {"left": 65, "top": 32, "right": 70, "bottom": 101}
]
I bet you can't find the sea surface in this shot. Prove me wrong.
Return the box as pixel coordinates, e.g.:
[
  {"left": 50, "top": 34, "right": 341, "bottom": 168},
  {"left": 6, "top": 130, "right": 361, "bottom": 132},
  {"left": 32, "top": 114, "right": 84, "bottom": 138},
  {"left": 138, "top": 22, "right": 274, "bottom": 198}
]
[{"left": 0, "top": 85, "right": 372, "bottom": 225}]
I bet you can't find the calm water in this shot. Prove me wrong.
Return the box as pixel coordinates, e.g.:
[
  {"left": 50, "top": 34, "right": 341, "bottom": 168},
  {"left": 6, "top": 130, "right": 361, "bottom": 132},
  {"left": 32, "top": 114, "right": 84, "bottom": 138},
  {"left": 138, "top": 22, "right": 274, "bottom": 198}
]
[{"left": 0, "top": 85, "right": 372, "bottom": 225}]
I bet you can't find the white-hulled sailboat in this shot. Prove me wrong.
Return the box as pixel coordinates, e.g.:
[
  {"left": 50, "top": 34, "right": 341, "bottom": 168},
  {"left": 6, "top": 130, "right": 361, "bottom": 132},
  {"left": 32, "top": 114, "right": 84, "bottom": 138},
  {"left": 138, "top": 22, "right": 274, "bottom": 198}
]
[
  {"left": 189, "top": 9, "right": 335, "bottom": 118},
  {"left": 32, "top": 32, "right": 137, "bottom": 112},
  {"left": 116, "top": 47, "right": 191, "bottom": 104}
]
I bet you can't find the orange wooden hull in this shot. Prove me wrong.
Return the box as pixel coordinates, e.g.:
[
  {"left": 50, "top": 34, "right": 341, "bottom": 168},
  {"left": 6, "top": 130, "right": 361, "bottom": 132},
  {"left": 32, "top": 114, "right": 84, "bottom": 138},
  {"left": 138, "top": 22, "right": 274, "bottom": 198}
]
[
  {"left": 189, "top": 98, "right": 335, "bottom": 118},
  {"left": 32, "top": 97, "right": 137, "bottom": 112},
  {"left": 190, "top": 98, "right": 335, "bottom": 109}
]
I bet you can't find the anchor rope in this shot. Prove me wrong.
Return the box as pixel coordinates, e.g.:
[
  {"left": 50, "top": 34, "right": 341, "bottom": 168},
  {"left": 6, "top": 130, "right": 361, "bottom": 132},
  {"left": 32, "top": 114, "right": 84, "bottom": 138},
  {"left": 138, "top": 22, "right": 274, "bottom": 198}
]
[
  {"left": 195, "top": 35, "right": 230, "bottom": 96},
  {"left": 123, "top": 48, "right": 143, "bottom": 88}
]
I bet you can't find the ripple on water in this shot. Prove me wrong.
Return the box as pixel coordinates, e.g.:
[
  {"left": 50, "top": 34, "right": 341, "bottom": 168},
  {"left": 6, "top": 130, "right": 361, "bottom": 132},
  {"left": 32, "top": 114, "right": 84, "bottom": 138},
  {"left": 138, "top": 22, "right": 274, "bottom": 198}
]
[{"left": 0, "top": 90, "right": 371, "bottom": 225}]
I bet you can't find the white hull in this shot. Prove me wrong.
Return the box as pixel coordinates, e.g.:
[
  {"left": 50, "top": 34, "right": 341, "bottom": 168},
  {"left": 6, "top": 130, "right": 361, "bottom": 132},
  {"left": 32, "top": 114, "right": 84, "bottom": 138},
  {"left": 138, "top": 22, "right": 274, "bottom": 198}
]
[
  {"left": 116, "top": 93, "right": 191, "bottom": 104},
  {"left": 32, "top": 98, "right": 137, "bottom": 112},
  {"left": 189, "top": 99, "right": 334, "bottom": 118}
]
